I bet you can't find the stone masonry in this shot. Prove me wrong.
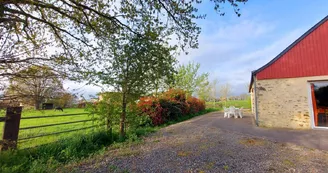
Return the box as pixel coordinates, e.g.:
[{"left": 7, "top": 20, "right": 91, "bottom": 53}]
[
  {"left": 254, "top": 75, "right": 328, "bottom": 129},
  {"left": 250, "top": 86, "right": 255, "bottom": 114}
]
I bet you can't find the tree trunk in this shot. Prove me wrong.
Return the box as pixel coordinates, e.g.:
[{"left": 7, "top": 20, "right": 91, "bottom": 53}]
[
  {"left": 155, "top": 85, "right": 158, "bottom": 97},
  {"left": 119, "top": 92, "right": 127, "bottom": 141},
  {"left": 34, "top": 100, "right": 40, "bottom": 110},
  {"left": 106, "top": 116, "right": 113, "bottom": 142},
  {"left": 155, "top": 77, "right": 159, "bottom": 97}
]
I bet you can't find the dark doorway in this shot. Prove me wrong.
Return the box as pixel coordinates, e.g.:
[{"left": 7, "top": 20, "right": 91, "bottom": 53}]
[{"left": 311, "top": 82, "right": 328, "bottom": 127}]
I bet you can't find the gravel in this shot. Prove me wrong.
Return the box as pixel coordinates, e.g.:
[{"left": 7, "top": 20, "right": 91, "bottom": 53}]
[{"left": 76, "top": 112, "right": 328, "bottom": 173}]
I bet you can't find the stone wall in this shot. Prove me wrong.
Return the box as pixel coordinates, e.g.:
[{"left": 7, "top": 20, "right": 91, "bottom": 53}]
[{"left": 255, "top": 75, "right": 328, "bottom": 129}]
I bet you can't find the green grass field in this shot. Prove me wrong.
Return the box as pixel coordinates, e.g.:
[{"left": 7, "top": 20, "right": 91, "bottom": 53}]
[
  {"left": 0, "top": 104, "right": 225, "bottom": 149},
  {"left": 206, "top": 99, "right": 251, "bottom": 110},
  {"left": 0, "top": 108, "right": 217, "bottom": 173},
  {"left": 0, "top": 108, "right": 102, "bottom": 149}
]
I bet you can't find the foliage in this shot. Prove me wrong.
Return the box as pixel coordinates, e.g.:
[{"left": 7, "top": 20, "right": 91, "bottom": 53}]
[
  {"left": 159, "top": 98, "right": 186, "bottom": 121},
  {"left": 209, "top": 78, "right": 219, "bottom": 101},
  {"left": 219, "top": 83, "right": 232, "bottom": 101},
  {"left": 161, "top": 88, "right": 187, "bottom": 103},
  {"left": 197, "top": 80, "right": 212, "bottom": 101},
  {"left": 90, "top": 33, "right": 177, "bottom": 140},
  {"left": 125, "top": 103, "right": 153, "bottom": 129},
  {"left": 86, "top": 92, "right": 122, "bottom": 138},
  {"left": 50, "top": 92, "right": 78, "bottom": 108},
  {"left": 1, "top": 0, "right": 246, "bottom": 139},
  {"left": 173, "top": 62, "right": 209, "bottom": 97},
  {"left": 0, "top": 0, "right": 245, "bottom": 73},
  {"left": 94, "top": 34, "right": 177, "bottom": 97},
  {"left": 160, "top": 88, "right": 189, "bottom": 118},
  {"left": 137, "top": 96, "right": 165, "bottom": 126},
  {"left": 0, "top": 0, "right": 246, "bottom": 98},
  {"left": 138, "top": 89, "right": 206, "bottom": 126},
  {"left": 198, "top": 78, "right": 220, "bottom": 101},
  {"left": 0, "top": 130, "right": 114, "bottom": 173},
  {"left": 6, "top": 65, "right": 64, "bottom": 109},
  {"left": 0, "top": 107, "right": 215, "bottom": 173},
  {"left": 187, "top": 96, "right": 206, "bottom": 114},
  {"left": 86, "top": 92, "right": 151, "bottom": 140}
]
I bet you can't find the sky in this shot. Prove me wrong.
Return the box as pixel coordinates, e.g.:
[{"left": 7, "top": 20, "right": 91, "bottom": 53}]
[{"left": 64, "top": 0, "right": 328, "bottom": 98}]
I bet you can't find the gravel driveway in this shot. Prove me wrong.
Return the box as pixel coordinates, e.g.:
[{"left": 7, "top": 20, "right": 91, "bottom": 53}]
[{"left": 76, "top": 112, "right": 328, "bottom": 173}]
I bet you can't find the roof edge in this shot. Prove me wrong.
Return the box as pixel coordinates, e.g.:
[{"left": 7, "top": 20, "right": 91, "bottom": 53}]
[
  {"left": 253, "top": 15, "right": 328, "bottom": 75},
  {"left": 248, "top": 71, "right": 256, "bottom": 92}
]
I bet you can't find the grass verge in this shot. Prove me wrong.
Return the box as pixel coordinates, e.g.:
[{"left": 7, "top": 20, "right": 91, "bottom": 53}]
[
  {"left": 206, "top": 99, "right": 251, "bottom": 109},
  {"left": 0, "top": 108, "right": 217, "bottom": 173}
]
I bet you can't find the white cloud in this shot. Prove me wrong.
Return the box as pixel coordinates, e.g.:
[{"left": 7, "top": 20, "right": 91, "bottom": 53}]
[
  {"left": 64, "top": 17, "right": 307, "bottom": 97},
  {"left": 177, "top": 18, "right": 306, "bottom": 96},
  {"left": 63, "top": 80, "right": 103, "bottom": 99},
  {"left": 177, "top": 19, "right": 275, "bottom": 65}
]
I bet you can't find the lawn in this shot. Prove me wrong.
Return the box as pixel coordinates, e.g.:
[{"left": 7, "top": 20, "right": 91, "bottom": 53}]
[
  {"left": 0, "top": 108, "right": 101, "bottom": 149},
  {"left": 0, "top": 100, "right": 251, "bottom": 149},
  {"left": 206, "top": 99, "right": 251, "bottom": 109},
  {"left": 0, "top": 108, "right": 217, "bottom": 173}
]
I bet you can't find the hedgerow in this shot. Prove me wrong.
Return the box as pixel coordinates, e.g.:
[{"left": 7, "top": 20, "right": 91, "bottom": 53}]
[{"left": 137, "top": 89, "right": 206, "bottom": 125}]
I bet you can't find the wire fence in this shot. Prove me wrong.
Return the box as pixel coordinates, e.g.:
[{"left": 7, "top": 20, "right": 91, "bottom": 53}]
[
  {"left": 18, "top": 113, "right": 97, "bottom": 141},
  {"left": 18, "top": 124, "right": 99, "bottom": 141},
  {"left": 0, "top": 109, "right": 104, "bottom": 150}
]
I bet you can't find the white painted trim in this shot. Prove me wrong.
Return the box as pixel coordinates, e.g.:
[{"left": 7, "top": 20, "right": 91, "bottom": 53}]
[
  {"left": 307, "top": 82, "right": 315, "bottom": 129},
  {"left": 254, "top": 76, "right": 259, "bottom": 126},
  {"left": 313, "top": 127, "right": 328, "bottom": 130},
  {"left": 307, "top": 81, "right": 328, "bottom": 129}
]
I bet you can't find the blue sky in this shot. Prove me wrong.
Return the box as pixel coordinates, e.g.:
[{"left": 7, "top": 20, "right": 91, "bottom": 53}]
[
  {"left": 177, "top": 0, "right": 328, "bottom": 95},
  {"left": 65, "top": 0, "right": 328, "bottom": 98}
]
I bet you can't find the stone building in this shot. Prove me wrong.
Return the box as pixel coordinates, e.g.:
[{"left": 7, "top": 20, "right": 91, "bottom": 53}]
[{"left": 249, "top": 15, "right": 328, "bottom": 129}]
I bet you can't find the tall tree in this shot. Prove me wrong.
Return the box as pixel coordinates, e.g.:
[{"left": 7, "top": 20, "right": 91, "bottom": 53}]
[
  {"left": 197, "top": 78, "right": 211, "bottom": 101},
  {"left": 209, "top": 78, "right": 219, "bottom": 107},
  {"left": 90, "top": 33, "right": 176, "bottom": 139},
  {"left": 211, "top": 78, "right": 219, "bottom": 100},
  {"left": 173, "top": 62, "right": 209, "bottom": 97},
  {"left": 1, "top": 0, "right": 246, "bottom": 49},
  {"left": 51, "top": 91, "right": 78, "bottom": 108},
  {"left": 0, "top": 0, "right": 246, "bottom": 83},
  {"left": 7, "top": 65, "right": 63, "bottom": 109},
  {"left": 219, "top": 83, "right": 231, "bottom": 103}
]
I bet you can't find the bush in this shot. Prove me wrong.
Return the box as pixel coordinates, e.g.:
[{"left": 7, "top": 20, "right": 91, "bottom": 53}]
[
  {"left": 187, "top": 97, "right": 205, "bottom": 114},
  {"left": 137, "top": 97, "right": 165, "bottom": 126},
  {"left": 126, "top": 103, "right": 152, "bottom": 128},
  {"left": 161, "top": 88, "right": 186, "bottom": 102},
  {"left": 159, "top": 98, "right": 183, "bottom": 121},
  {"left": 137, "top": 89, "right": 206, "bottom": 126}
]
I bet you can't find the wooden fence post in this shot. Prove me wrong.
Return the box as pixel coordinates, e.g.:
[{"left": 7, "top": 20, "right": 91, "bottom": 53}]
[{"left": 0, "top": 107, "right": 22, "bottom": 151}]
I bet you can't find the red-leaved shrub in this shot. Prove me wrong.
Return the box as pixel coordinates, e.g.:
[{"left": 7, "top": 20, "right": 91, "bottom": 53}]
[
  {"left": 187, "top": 97, "right": 205, "bottom": 114},
  {"left": 137, "top": 97, "right": 165, "bottom": 126},
  {"left": 137, "top": 89, "right": 206, "bottom": 126},
  {"left": 161, "top": 88, "right": 186, "bottom": 102}
]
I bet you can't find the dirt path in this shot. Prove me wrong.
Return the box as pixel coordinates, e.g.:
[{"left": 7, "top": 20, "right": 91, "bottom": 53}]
[{"left": 76, "top": 112, "right": 328, "bottom": 173}]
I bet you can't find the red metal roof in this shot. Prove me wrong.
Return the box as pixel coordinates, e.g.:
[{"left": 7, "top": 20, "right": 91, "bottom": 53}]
[{"left": 251, "top": 15, "right": 328, "bottom": 83}]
